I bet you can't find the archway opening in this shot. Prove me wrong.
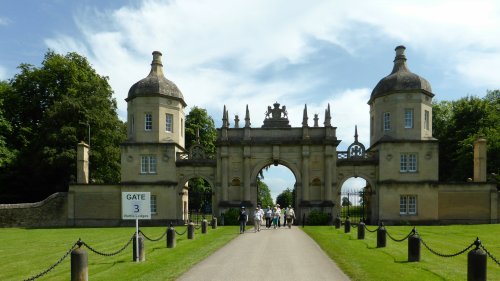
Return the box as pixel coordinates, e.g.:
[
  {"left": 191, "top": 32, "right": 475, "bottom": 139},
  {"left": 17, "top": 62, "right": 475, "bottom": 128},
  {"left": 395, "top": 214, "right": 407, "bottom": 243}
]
[
  {"left": 185, "top": 177, "right": 214, "bottom": 224},
  {"left": 339, "top": 177, "right": 371, "bottom": 224},
  {"left": 257, "top": 164, "right": 296, "bottom": 208}
]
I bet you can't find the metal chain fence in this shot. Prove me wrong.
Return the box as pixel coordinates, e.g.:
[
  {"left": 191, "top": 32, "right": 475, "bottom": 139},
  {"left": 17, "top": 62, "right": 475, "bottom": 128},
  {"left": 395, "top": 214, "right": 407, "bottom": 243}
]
[
  {"left": 80, "top": 235, "right": 134, "bottom": 257},
  {"left": 364, "top": 224, "right": 380, "bottom": 233},
  {"left": 175, "top": 227, "right": 188, "bottom": 236},
  {"left": 139, "top": 229, "right": 166, "bottom": 242},
  {"left": 480, "top": 245, "right": 500, "bottom": 266},
  {"left": 23, "top": 242, "right": 78, "bottom": 281},
  {"left": 386, "top": 229, "right": 414, "bottom": 243},
  {"left": 420, "top": 237, "right": 475, "bottom": 258}
]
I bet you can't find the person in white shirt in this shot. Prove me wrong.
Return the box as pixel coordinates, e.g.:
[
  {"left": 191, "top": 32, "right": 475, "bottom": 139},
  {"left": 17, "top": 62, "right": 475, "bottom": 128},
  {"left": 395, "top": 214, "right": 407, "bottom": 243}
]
[{"left": 253, "top": 206, "right": 264, "bottom": 232}]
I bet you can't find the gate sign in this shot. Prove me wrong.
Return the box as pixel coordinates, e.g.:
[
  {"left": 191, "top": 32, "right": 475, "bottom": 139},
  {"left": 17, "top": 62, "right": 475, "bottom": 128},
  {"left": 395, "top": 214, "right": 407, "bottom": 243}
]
[{"left": 122, "top": 192, "right": 151, "bottom": 220}]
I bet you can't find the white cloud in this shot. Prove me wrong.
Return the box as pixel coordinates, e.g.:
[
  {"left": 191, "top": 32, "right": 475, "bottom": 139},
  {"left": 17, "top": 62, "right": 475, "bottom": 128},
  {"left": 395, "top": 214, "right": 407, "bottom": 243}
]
[{"left": 44, "top": 0, "right": 500, "bottom": 123}]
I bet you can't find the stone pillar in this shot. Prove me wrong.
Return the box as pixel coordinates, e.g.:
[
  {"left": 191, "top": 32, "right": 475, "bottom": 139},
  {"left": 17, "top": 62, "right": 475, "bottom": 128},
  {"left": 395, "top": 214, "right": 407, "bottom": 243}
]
[
  {"left": 302, "top": 146, "right": 310, "bottom": 201},
  {"left": 243, "top": 146, "right": 251, "bottom": 201},
  {"left": 77, "top": 142, "right": 89, "bottom": 184},
  {"left": 473, "top": 138, "right": 487, "bottom": 182},
  {"left": 324, "top": 145, "right": 334, "bottom": 201},
  {"left": 221, "top": 147, "right": 228, "bottom": 201}
]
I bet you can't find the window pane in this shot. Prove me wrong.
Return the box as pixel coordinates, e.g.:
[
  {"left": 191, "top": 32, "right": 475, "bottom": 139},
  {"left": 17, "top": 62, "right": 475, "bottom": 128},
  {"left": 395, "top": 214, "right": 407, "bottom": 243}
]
[
  {"left": 400, "top": 196, "right": 407, "bottom": 214},
  {"left": 149, "top": 156, "right": 157, "bottom": 173},
  {"left": 409, "top": 154, "right": 417, "bottom": 172},
  {"left": 141, "top": 156, "right": 148, "bottom": 173},
  {"left": 145, "top": 113, "right": 152, "bottom": 131},
  {"left": 383, "top": 112, "right": 391, "bottom": 131},
  {"left": 408, "top": 196, "right": 417, "bottom": 214},
  {"left": 400, "top": 154, "right": 407, "bottom": 172},
  {"left": 404, "top": 109, "right": 413, "bottom": 128},
  {"left": 150, "top": 195, "right": 157, "bottom": 214},
  {"left": 166, "top": 113, "right": 173, "bottom": 132}
]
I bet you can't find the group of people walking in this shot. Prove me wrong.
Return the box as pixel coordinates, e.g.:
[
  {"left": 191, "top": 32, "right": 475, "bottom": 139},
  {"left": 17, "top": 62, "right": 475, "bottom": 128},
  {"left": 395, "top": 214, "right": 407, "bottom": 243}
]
[{"left": 238, "top": 204, "right": 295, "bottom": 233}]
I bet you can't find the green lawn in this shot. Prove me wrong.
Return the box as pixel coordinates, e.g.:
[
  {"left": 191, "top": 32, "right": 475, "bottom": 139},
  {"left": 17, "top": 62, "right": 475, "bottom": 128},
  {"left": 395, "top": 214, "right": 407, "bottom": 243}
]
[
  {"left": 0, "top": 226, "right": 239, "bottom": 281},
  {"left": 302, "top": 224, "right": 500, "bottom": 281}
]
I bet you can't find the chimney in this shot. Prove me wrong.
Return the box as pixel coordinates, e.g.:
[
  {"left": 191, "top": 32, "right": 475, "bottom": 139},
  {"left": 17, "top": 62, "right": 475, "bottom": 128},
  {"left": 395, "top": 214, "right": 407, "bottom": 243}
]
[
  {"left": 77, "top": 142, "right": 89, "bottom": 184},
  {"left": 473, "top": 138, "right": 487, "bottom": 182}
]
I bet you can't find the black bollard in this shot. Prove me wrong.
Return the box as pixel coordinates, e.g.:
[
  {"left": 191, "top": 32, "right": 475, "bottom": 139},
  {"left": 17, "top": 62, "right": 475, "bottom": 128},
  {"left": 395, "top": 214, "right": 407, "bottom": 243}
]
[
  {"left": 468, "top": 238, "right": 487, "bottom": 281},
  {"left": 133, "top": 233, "right": 145, "bottom": 262},
  {"left": 211, "top": 217, "right": 217, "bottom": 229},
  {"left": 71, "top": 247, "right": 88, "bottom": 281},
  {"left": 202, "top": 219, "right": 208, "bottom": 234},
  {"left": 167, "top": 225, "right": 176, "bottom": 248},
  {"left": 344, "top": 217, "right": 351, "bottom": 233},
  {"left": 357, "top": 222, "right": 365, "bottom": 240},
  {"left": 302, "top": 213, "right": 306, "bottom": 228},
  {"left": 408, "top": 228, "right": 420, "bottom": 262},
  {"left": 377, "top": 223, "right": 386, "bottom": 248},
  {"left": 334, "top": 215, "right": 341, "bottom": 229},
  {"left": 187, "top": 222, "right": 195, "bottom": 239}
]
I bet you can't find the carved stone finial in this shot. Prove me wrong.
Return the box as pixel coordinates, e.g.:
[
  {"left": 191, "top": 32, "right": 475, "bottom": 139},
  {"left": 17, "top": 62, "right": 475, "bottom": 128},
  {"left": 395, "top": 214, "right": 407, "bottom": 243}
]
[
  {"left": 245, "top": 105, "right": 251, "bottom": 128},
  {"left": 314, "top": 114, "right": 319, "bottom": 127},
  {"left": 234, "top": 115, "right": 240, "bottom": 128},
  {"left": 302, "top": 104, "right": 308, "bottom": 127}
]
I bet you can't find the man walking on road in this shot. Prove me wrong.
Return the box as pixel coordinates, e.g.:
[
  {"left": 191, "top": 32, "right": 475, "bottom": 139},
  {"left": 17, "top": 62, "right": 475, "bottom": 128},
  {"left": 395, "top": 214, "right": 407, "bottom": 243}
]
[{"left": 239, "top": 206, "right": 248, "bottom": 233}]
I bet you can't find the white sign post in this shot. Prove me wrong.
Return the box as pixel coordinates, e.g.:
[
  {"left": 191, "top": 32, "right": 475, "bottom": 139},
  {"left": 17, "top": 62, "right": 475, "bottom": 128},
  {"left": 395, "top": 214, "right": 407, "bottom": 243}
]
[{"left": 122, "top": 192, "right": 151, "bottom": 262}]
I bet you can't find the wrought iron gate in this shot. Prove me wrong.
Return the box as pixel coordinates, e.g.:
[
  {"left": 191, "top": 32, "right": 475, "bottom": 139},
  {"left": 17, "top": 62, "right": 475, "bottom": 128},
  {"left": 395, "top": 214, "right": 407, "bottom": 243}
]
[{"left": 339, "top": 188, "right": 371, "bottom": 224}]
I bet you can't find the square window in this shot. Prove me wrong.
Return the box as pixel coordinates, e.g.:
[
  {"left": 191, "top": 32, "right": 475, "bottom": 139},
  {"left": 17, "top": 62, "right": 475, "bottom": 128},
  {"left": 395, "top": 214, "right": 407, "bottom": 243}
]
[
  {"left": 140, "top": 155, "right": 157, "bottom": 174},
  {"left": 400, "top": 195, "right": 417, "bottom": 215},
  {"left": 400, "top": 153, "right": 417, "bottom": 173}
]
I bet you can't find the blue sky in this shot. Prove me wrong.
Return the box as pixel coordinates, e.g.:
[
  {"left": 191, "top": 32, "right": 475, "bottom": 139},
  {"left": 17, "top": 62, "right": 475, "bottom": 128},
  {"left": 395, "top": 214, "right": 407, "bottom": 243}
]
[{"left": 1, "top": 0, "right": 499, "bottom": 200}]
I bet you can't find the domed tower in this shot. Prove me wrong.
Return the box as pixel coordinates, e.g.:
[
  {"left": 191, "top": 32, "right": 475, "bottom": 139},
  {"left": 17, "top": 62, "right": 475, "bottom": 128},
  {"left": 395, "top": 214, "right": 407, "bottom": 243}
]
[
  {"left": 369, "top": 46, "right": 434, "bottom": 144},
  {"left": 121, "top": 51, "right": 187, "bottom": 183},
  {"left": 368, "top": 46, "right": 438, "bottom": 182},
  {"left": 126, "top": 51, "right": 186, "bottom": 146}
]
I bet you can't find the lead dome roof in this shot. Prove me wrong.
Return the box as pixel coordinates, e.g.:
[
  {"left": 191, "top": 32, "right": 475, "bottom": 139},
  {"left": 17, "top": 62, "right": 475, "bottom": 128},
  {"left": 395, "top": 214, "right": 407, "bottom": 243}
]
[
  {"left": 369, "top": 46, "right": 433, "bottom": 104},
  {"left": 127, "top": 51, "right": 186, "bottom": 106}
]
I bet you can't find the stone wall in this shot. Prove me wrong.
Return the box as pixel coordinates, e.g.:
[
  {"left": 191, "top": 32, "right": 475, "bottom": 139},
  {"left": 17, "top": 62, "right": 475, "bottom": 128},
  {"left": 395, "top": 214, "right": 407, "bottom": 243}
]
[{"left": 0, "top": 192, "right": 68, "bottom": 227}]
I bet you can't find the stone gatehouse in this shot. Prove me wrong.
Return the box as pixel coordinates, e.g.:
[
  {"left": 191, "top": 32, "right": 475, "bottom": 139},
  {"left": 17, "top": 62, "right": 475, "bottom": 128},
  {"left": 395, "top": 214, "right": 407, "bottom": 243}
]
[{"left": 1, "top": 46, "right": 497, "bottom": 227}]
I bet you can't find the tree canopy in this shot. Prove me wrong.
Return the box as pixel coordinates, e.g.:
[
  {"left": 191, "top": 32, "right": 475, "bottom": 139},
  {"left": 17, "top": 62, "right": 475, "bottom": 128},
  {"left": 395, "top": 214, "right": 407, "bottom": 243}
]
[
  {"left": 0, "top": 50, "right": 126, "bottom": 202},
  {"left": 185, "top": 106, "right": 217, "bottom": 212},
  {"left": 276, "top": 187, "right": 295, "bottom": 208},
  {"left": 433, "top": 90, "right": 499, "bottom": 183},
  {"left": 257, "top": 178, "right": 273, "bottom": 208},
  {"left": 185, "top": 106, "right": 217, "bottom": 154}
]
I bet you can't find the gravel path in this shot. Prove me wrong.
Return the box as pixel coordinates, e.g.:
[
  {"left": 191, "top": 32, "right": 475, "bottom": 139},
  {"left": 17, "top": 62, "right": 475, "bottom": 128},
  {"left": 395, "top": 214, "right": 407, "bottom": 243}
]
[{"left": 177, "top": 225, "right": 350, "bottom": 281}]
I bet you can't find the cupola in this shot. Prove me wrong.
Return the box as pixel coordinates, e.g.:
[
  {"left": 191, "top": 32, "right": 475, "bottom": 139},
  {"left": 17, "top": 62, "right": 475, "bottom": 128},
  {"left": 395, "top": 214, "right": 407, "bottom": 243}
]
[
  {"left": 126, "top": 51, "right": 186, "bottom": 106},
  {"left": 368, "top": 46, "right": 433, "bottom": 104}
]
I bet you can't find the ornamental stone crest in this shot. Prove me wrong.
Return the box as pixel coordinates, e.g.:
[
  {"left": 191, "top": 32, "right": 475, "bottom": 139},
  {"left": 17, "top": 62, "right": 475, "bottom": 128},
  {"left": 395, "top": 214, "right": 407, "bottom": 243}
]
[{"left": 262, "top": 102, "right": 291, "bottom": 128}]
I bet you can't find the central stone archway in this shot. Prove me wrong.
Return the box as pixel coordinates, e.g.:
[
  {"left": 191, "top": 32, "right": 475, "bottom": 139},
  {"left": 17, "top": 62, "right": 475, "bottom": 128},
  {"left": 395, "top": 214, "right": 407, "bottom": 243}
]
[{"left": 174, "top": 103, "right": 377, "bottom": 222}]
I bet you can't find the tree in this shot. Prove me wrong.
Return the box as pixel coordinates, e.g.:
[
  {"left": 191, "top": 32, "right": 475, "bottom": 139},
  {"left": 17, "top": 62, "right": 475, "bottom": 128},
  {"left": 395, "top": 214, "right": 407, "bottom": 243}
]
[
  {"left": 341, "top": 196, "right": 352, "bottom": 207},
  {"left": 257, "top": 178, "right": 273, "bottom": 208},
  {"left": 0, "top": 81, "right": 16, "bottom": 168},
  {"left": 185, "top": 106, "right": 217, "bottom": 154},
  {"left": 0, "top": 50, "right": 126, "bottom": 202},
  {"left": 433, "top": 91, "right": 499, "bottom": 182},
  {"left": 276, "top": 187, "right": 295, "bottom": 208},
  {"left": 184, "top": 106, "right": 218, "bottom": 212}
]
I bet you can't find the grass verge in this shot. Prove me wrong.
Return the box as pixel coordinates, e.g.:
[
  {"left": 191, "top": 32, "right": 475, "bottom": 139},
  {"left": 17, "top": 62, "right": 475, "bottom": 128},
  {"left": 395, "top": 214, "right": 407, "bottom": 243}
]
[
  {"left": 0, "top": 226, "right": 239, "bottom": 281},
  {"left": 302, "top": 224, "right": 500, "bottom": 281}
]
